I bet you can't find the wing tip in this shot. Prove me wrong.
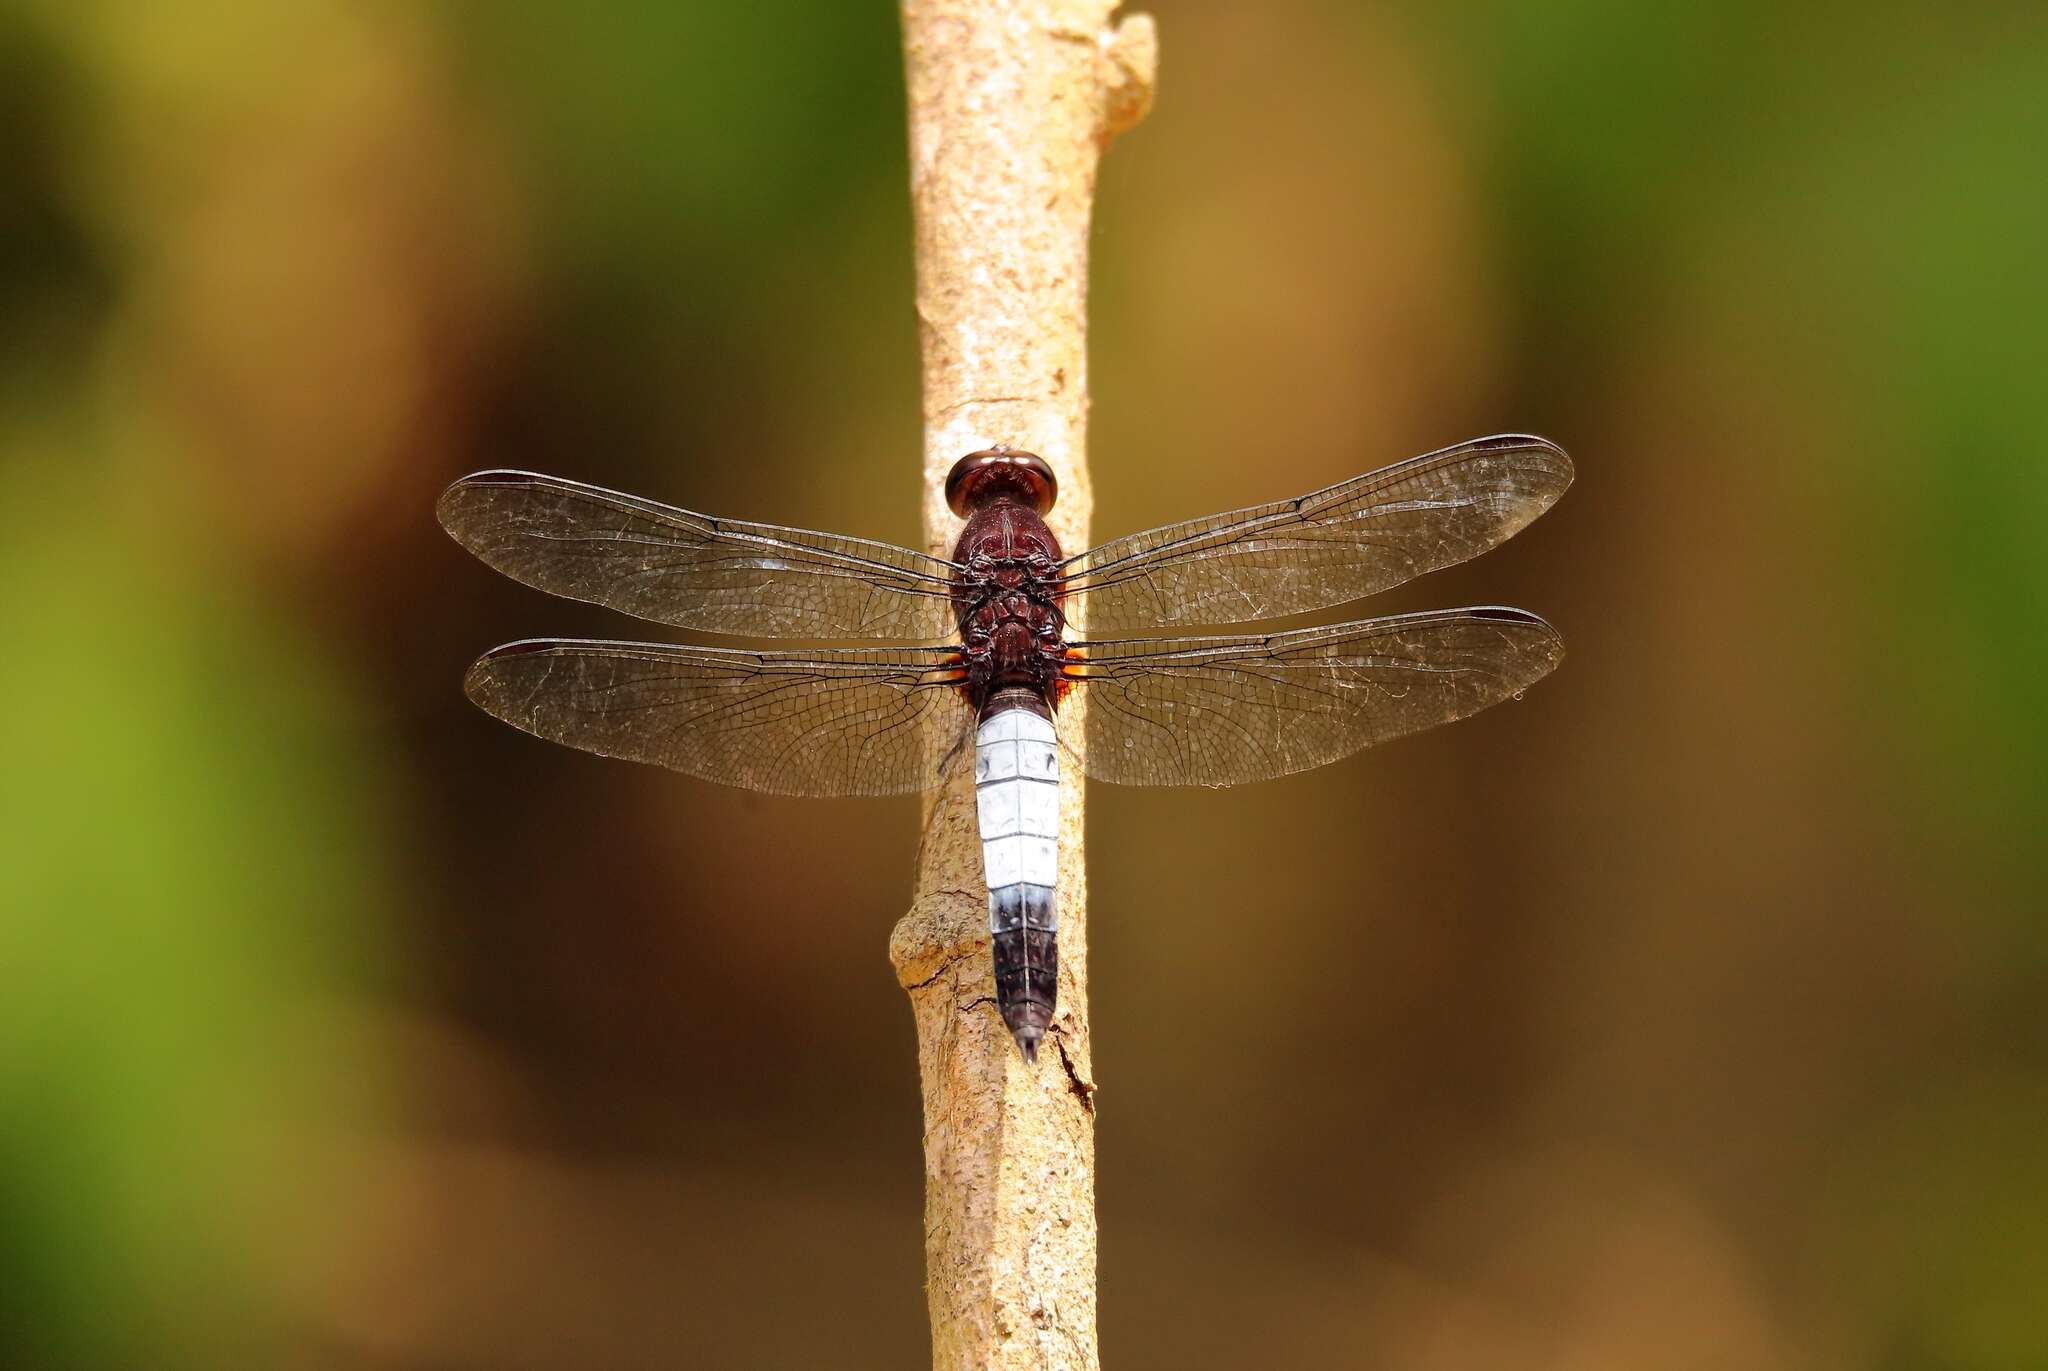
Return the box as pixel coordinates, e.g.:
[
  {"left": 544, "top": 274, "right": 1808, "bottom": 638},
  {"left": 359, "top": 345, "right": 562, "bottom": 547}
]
[
  {"left": 1464, "top": 605, "right": 1567, "bottom": 668},
  {"left": 463, "top": 638, "right": 559, "bottom": 701},
  {"left": 1471, "top": 432, "right": 1575, "bottom": 498},
  {"left": 435, "top": 469, "right": 567, "bottom": 534}
]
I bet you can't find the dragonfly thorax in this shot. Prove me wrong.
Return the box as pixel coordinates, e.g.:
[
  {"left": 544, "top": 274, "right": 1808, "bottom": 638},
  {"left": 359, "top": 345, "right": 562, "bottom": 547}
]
[{"left": 953, "top": 487, "right": 1066, "bottom": 707}]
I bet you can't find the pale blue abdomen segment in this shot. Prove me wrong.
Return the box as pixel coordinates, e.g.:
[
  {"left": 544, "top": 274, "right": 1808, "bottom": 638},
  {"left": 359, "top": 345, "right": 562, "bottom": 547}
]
[{"left": 975, "top": 708, "right": 1060, "bottom": 914}]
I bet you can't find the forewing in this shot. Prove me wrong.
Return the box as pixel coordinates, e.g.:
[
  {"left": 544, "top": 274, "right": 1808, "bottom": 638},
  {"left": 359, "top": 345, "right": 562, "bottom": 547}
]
[
  {"left": 1065, "top": 608, "right": 1563, "bottom": 787},
  {"left": 1062, "top": 435, "right": 1572, "bottom": 629},
  {"left": 465, "top": 639, "right": 974, "bottom": 797},
  {"left": 439, "top": 470, "right": 961, "bottom": 640}
]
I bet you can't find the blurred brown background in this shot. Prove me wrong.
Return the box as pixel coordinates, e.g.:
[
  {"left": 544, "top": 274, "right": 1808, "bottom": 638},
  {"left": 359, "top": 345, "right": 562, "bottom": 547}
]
[{"left": 3, "top": 2, "right": 2044, "bottom": 1368}]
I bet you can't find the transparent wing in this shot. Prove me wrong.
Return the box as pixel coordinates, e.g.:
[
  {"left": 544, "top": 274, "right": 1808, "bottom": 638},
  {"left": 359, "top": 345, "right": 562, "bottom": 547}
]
[
  {"left": 438, "top": 470, "right": 962, "bottom": 640},
  {"left": 1062, "top": 435, "right": 1572, "bottom": 630},
  {"left": 1063, "top": 607, "right": 1563, "bottom": 787},
  {"left": 464, "top": 639, "right": 974, "bottom": 797}
]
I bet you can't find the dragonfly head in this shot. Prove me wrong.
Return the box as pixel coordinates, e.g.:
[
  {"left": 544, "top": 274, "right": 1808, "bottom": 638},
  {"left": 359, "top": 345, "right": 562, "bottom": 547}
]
[{"left": 946, "top": 447, "right": 1058, "bottom": 517}]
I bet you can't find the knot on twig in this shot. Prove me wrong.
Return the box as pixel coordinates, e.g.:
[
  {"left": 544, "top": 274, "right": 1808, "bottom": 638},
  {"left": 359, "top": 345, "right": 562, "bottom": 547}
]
[
  {"left": 891, "top": 888, "right": 987, "bottom": 990},
  {"left": 1098, "top": 13, "right": 1158, "bottom": 144}
]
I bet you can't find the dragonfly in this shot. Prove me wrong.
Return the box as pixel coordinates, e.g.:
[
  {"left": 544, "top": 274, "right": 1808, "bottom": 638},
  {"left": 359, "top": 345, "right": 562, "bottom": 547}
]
[{"left": 439, "top": 434, "right": 1571, "bottom": 1062}]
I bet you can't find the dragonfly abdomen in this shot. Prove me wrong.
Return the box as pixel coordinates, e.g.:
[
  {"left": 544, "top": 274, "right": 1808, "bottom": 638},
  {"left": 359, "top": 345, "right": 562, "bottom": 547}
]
[{"left": 973, "top": 697, "right": 1060, "bottom": 1062}]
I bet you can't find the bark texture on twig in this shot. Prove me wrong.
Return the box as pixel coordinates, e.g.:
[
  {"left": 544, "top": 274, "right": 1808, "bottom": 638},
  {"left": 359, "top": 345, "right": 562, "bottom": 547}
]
[{"left": 887, "top": 4, "right": 1154, "bottom": 1368}]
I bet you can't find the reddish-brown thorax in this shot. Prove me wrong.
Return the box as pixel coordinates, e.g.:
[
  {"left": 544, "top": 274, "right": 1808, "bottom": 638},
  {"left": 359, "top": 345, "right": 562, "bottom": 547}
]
[{"left": 946, "top": 450, "right": 1066, "bottom": 712}]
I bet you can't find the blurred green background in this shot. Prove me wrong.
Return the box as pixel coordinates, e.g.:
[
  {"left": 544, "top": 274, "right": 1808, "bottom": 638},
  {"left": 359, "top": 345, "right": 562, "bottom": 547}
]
[{"left": 3, "top": 1, "right": 2044, "bottom": 1367}]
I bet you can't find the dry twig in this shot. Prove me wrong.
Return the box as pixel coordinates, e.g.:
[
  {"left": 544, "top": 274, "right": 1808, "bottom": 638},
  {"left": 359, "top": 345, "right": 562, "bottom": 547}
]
[{"left": 887, "top": 2, "right": 1155, "bottom": 1367}]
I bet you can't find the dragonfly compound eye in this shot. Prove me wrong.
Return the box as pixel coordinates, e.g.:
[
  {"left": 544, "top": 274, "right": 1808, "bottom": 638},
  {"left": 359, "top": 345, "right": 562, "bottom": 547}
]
[{"left": 945, "top": 449, "right": 1058, "bottom": 517}]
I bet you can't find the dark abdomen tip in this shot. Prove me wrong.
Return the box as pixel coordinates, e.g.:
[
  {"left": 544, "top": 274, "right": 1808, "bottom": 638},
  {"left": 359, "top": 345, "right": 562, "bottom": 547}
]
[{"left": 993, "top": 925, "right": 1057, "bottom": 1063}]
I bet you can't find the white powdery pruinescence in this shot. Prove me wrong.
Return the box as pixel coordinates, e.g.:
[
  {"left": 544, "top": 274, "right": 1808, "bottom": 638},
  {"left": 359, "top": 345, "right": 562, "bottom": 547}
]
[{"left": 975, "top": 707, "right": 1061, "bottom": 901}]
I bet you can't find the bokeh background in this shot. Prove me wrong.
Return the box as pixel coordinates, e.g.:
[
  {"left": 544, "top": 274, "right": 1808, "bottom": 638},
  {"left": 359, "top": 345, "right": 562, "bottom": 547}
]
[{"left": 4, "top": 1, "right": 2044, "bottom": 1367}]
